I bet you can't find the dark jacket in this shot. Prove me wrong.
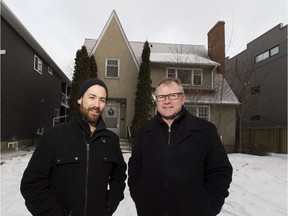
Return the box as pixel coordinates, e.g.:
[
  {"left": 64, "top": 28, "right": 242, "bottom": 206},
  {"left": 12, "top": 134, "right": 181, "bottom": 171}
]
[
  {"left": 20, "top": 112, "right": 127, "bottom": 216},
  {"left": 128, "top": 107, "right": 232, "bottom": 216}
]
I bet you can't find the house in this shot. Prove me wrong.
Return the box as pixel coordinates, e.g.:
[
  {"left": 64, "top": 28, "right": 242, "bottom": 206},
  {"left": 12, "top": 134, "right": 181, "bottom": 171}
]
[
  {"left": 84, "top": 10, "right": 239, "bottom": 152},
  {"left": 1, "top": 2, "right": 71, "bottom": 151},
  {"left": 225, "top": 23, "right": 287, "bottom": 153}
]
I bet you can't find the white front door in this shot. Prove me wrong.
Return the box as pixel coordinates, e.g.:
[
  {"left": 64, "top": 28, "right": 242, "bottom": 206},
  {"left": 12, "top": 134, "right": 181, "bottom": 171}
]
[{"left": 103, "top": 101, "right": 120, "bottom": 135}]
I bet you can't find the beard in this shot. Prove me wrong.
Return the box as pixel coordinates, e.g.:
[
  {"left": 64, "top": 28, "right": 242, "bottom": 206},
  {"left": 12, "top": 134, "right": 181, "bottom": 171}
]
[{"left": 79, "top": 104, "right": 102, "bottom": 126}]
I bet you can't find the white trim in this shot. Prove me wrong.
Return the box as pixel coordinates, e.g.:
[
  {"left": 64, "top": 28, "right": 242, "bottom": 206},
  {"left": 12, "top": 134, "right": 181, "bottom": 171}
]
[
  {"left": 186, "top": 105, "right": 210, "bottom": 121},
  {"left": 105, "top": 58, "right": 120, "bottom": 78},
  {"left": 34, "top": 55, "right": 42, "bottom": 74},
  {"left": 166, "top": 67, "right": 204, "bottom": 86}
]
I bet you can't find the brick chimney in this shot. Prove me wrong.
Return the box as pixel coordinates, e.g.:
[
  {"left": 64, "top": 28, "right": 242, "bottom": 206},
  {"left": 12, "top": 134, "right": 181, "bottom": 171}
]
[{"left": 207, "top": 21, "right": 225, "bottom": 74}]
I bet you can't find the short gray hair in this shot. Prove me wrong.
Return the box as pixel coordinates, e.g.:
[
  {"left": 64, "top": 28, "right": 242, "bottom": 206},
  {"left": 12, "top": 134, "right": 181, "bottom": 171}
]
[{"left": 155, "top": 78, "right": 184, "bottom": 95}]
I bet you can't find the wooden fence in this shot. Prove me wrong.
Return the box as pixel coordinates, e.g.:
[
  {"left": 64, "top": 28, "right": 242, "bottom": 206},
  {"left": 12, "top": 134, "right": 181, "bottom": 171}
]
[{"left": 242, "top": 127, "right": 287, "bottom": 154}]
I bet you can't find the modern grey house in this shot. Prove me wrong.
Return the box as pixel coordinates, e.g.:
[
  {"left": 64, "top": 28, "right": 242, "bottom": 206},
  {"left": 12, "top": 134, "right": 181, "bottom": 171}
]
[
  {"left": 225, "top": 23, "right": 287, "bottom": 153},
  {"left": 1, "top": 2, "right": 71, "bottom": 151}
]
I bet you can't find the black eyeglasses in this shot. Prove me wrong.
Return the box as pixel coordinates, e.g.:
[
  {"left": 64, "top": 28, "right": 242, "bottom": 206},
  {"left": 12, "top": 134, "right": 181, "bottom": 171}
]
[{"left": 156, "top": 92, "right": 184, "bottom": 102}]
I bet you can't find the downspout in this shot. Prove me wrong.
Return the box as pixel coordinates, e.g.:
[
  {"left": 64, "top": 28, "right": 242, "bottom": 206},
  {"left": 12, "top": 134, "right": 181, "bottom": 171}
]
[{"left": 211, "top": 64, "right": 218, "bottom": 90}]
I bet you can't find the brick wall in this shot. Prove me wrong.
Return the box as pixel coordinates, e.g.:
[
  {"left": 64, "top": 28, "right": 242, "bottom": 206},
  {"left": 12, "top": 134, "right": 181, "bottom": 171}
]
[{"left": 207, "top": 21, "right": 225, "bottom": 74}]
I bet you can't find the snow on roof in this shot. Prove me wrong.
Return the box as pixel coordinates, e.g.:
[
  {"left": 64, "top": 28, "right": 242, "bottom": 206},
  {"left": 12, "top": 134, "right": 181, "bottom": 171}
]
[
  {"left": 129, "top": 41, "right": 212, "bottom": 65},
  {"left": 84, "top": 38, "right": 97, "bottom": 55},
  {"left": 150, "top": 53, "right": 219, "bottom": 65}
]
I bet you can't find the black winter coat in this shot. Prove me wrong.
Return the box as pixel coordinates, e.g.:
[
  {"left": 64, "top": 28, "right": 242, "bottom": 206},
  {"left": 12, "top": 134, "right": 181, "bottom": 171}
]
[
  {"left": 20, "top": 113, "right": 127, "bottom": 216},
  {"left": 128, "top": 108, "right": 232, "bottom": 216}
]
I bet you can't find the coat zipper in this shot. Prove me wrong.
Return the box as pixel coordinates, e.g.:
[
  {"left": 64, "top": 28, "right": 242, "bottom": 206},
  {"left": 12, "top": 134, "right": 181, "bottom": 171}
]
[
  {"left": 82, "top": 132, "right": 91, "bottom": 216},
  {"left": 168, "top": 126, "right": 171, "bottom": 145}
]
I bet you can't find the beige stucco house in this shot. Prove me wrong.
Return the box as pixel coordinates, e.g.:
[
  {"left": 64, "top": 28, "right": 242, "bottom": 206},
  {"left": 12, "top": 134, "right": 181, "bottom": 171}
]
[{"left": 84, "top": 10, "right": 239, "bottom": 152}]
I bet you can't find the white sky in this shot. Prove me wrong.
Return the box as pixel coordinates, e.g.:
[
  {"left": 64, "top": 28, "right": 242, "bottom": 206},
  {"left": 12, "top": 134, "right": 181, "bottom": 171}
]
[{"left": 3, "top": 0, "right": 287, "bottom": 79}]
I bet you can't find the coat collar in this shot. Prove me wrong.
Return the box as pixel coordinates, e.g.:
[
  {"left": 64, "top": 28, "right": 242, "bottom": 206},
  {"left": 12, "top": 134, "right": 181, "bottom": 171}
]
[
  {"left": 153, "top": 107, "right": 201, "bottom": 130},
  {"left": 146, "top": 107, "right": 202, "bottom": 147}
]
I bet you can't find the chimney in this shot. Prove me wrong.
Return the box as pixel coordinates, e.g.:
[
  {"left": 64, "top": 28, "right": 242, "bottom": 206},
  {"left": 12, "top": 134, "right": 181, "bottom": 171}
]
[{"left": 207, "top": 21, "right": 225, "bottom": 74}]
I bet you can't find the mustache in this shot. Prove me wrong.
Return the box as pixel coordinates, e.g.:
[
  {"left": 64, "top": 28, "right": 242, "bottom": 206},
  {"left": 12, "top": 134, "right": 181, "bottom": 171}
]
[{"left": 88, "top": 106, "right": 101, "bottom": 113}]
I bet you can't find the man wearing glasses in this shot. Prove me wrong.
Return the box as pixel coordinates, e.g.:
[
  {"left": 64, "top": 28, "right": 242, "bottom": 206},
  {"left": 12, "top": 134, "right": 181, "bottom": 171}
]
[{"left": 128, "top": 78, "right": 232, "bottom": 216}]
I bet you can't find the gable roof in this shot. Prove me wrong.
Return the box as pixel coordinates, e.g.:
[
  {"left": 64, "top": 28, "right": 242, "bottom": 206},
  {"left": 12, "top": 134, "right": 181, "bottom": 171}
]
[
  {"left": 1, "top": 2, "right": 71, "bottom": 84},
  {"left": 89, "top": 10, "right": 139, "bottom": 70}
]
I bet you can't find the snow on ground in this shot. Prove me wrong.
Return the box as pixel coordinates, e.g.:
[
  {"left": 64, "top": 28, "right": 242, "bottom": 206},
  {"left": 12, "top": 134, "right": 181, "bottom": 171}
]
[{"left": 1, "top": 149, "right": 287, "bottom": 216}]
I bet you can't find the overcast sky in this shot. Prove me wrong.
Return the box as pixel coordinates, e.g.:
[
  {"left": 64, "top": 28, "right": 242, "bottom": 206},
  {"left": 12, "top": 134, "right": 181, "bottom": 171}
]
[{"left": 3, "top": 0, "right": 287, "bottom": 79}]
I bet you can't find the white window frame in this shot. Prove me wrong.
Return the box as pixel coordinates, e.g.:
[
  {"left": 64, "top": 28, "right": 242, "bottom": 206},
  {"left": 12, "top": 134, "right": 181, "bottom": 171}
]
[
  {"left": 166, "top": 67, "right": 203, "bottom": 86},
  {"left": 167, "top": 68, "right": 176, "bottom": 78},
  {"left": 197, "top": 106, "right": 210, "bottom": 121},
  {"left": 105, "top": 59, "right": 120, "bottom": 78},
  {"left": 193, "top": 69, "right": 203, "bottom": 86},
  {"left": 48, "top": 66, "right": 53, "bottom": 75},
  {"left": 186, "top": 105, "right": 210, "bottom": 121},
  {"left": 34, "top": 55, "right": 42, "bottom": 74}
]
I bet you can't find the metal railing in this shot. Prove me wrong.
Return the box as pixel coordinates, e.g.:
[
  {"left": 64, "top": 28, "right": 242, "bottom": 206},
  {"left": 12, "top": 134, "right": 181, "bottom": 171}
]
[{"left": 53, "top": 115, "right": 68, "bottom": 127}]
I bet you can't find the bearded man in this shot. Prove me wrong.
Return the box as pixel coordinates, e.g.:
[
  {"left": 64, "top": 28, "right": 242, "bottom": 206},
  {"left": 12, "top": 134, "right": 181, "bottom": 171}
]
[{"left": 21, "top": 78, "right": 127, "bottom": 216}]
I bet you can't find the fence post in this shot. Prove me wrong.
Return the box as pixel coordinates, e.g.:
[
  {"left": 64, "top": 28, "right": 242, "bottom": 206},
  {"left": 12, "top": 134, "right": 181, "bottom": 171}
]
[{"left": 276, "top": 126, "right": 280, "bottom": 153}]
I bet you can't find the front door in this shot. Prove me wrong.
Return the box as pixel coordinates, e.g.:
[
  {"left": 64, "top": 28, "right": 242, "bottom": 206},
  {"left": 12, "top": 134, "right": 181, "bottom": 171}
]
[{"left": 103, "top": 101, "right": 120, "bottom": 135}]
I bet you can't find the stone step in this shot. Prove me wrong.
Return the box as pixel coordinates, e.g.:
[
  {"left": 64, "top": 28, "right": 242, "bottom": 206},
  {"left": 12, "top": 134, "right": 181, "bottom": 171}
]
[{"left": 119, "top": 138, "right": 131, "bottom": 152}]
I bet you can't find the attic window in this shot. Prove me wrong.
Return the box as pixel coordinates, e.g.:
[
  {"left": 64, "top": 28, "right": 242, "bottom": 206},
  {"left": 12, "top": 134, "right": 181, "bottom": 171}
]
[
  {"left": 34, "top": 55, "right": 42, "bottom": 74},
  {"left": 106, "top": 59, "right": 119, "bottom": 78}
]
